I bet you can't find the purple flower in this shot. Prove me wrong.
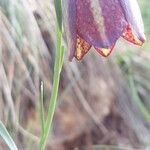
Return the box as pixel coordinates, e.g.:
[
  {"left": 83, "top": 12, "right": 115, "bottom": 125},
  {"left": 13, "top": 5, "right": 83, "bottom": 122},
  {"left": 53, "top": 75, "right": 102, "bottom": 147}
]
[{"left": 63, "top": 0, "right": 146, "bottom": 61}]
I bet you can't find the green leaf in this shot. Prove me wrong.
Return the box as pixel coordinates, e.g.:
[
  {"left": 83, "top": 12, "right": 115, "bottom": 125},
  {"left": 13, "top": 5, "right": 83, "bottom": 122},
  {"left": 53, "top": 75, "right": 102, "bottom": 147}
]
[{"left": 0, "top": 121, "right": 18, "bottom": 150}]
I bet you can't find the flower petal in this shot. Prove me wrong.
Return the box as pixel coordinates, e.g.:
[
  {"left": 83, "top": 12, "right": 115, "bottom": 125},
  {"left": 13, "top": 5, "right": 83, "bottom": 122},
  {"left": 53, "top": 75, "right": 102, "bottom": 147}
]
[
  {"left": 95, "top": 44, "right": 115, "bottom": 57},
  {"left": 122, "top": 25, "right": 144, "bottom": 46},
  {"left": 75, "top": 35, "right": 91, "bottom": 60},
  {"left": 120, "top": 0, "right": 146, "bottom": 42},
  {"left": 62, "top": 0, "right": 77, "bottom": 61},
  {"left": 76, "top": 0, "right": 127, "bottom": 48}
]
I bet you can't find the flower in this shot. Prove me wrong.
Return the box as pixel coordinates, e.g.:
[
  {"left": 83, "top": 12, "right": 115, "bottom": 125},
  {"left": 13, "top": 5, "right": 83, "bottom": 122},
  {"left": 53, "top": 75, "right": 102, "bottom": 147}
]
[{"left": 63, "top": 0, "right": 146, "bottom": 61}]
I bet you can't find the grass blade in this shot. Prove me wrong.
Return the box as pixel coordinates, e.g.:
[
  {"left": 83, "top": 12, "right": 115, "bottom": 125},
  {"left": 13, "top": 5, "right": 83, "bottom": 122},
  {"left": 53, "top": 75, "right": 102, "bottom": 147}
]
[
  {"left": 129, "top": 74, "right": 150, "bottom": 123},
  {"left": 0, "top": 121, "right": 18, "bottom": 150}
]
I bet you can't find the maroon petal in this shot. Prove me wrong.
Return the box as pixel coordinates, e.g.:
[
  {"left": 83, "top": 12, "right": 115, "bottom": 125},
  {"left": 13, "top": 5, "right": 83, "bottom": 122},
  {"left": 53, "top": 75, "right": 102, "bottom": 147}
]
[
  {"left": 122, "top": 25, "right": 144, "bottom": 46},
  {"left": 75, "top": 35, "right": 91, "bottom": 60},
  {"left": 62, "top": 0, "right": 77, "bottom": 61},
  {"left": 120, "top": 0, "right": 146, "bottom": 43},
  {"left": 76, "top": 0, "right": 127, "bottom": 48},
  {"left": 95, "top": 44, "right": 115, "bottom": 57}
]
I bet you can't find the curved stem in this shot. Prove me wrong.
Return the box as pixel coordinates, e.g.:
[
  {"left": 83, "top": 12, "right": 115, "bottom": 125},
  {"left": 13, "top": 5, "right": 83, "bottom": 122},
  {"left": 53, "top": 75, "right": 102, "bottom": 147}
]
[
  {"left": 38, "top": 0, "right": 63, "bottom": 148},
  {"left": 39, "top": 29, "right": 63, "bottom": 150}
]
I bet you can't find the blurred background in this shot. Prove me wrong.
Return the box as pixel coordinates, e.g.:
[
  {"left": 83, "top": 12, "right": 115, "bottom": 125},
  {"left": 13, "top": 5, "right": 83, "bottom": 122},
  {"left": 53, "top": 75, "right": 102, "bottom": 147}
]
[{"left": 0, "top": 0, "right": 150, "bottom": 149}]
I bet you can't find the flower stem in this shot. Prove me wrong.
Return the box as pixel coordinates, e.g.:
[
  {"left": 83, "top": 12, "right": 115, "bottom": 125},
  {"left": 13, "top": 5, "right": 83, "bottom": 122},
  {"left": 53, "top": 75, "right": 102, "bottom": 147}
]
[
  {"left": 39, "top": 27, "right": 63, "bottom": 150},
  {"left": 38, "top": 0, "right": 63, "bottom": 149}
]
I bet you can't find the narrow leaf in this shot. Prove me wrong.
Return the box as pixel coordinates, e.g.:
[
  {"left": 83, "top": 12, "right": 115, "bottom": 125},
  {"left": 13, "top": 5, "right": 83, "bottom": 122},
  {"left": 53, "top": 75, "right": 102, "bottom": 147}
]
[{"left": 0, "top": 121, "right": 18, "bottom": 150}]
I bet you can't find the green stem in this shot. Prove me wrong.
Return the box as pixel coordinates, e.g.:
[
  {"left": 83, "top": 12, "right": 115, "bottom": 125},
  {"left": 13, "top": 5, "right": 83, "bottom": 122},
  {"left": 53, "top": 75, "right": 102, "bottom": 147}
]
[
  {"left": 38, "top": 0, "right": 63, "bottom": 148},
  {"left": 39, "top": 29, "right": 63, "bottom": 150}
]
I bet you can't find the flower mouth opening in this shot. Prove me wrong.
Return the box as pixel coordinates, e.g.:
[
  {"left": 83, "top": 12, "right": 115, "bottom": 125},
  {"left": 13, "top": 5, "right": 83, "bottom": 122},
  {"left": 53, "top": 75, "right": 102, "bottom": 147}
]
[{"left": 73, "top": 24, "right": 145, "bottom": 61}]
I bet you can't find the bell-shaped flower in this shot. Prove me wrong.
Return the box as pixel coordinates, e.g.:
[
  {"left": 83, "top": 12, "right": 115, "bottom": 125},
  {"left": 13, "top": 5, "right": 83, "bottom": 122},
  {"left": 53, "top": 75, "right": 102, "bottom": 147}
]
[{"left": 63, "top": 0, "right": 146, "bottom": 61}]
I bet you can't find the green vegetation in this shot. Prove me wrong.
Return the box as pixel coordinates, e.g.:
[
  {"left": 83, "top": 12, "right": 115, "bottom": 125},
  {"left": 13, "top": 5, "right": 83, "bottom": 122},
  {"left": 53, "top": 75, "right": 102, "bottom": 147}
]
[{"left": 0, "top": 0, "right": 150, "bottom": 149}]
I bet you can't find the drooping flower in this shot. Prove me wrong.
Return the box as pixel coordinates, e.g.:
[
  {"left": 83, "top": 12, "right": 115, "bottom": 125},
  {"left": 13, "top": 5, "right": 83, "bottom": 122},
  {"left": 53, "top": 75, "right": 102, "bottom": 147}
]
[{"left": 63, "top": 0, "right": 146, "bottom": 61}]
